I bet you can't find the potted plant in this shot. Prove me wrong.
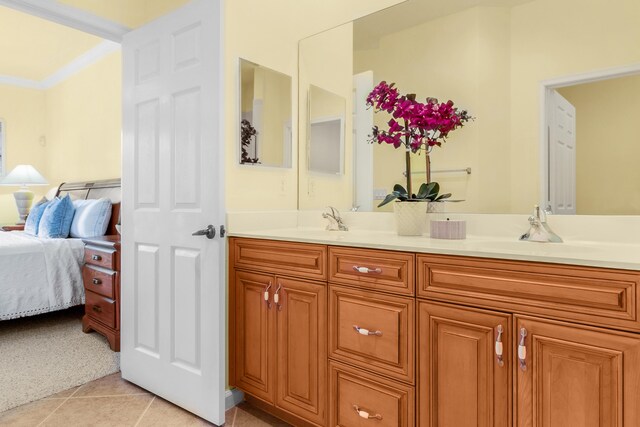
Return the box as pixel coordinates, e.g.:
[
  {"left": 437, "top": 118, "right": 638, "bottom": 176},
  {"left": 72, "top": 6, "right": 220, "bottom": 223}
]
[
  {"left": 240, "top": 119, "right": 260, "bottom": 164},
  {"left": 366, "top": 81, "right": 472, "bottom": 235}
]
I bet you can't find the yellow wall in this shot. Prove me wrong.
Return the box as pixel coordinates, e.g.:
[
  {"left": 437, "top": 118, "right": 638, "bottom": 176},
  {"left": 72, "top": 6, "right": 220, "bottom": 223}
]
[
  {"left": 0, "top": 87, "right": 47, "bottom": 224},
  {"left": 558, "top": 75, "right": 640, "bottom": 215},
  {"left": 44, "top": 51, "right": 121, "bottom": 187},
  {"left": 299, "top": 23, "right": 354, "bottom": 210},
  {"left": 509, "top": 0, "right": 640, "bottom": 213},
  {"left": 224, "top": 0, "right": 404, "bottom": 211},
  {"left": 354, "top": 7, "right": 511, "bottom": 213},
  {"left": 0, "top": 51, "right": 121, "bottom": 224}
]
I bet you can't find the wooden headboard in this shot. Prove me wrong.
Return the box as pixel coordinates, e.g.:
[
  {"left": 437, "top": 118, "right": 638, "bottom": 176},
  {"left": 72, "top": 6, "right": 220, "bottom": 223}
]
[{"left": 54, "top": 178, "right": 121, "bottom": 236}]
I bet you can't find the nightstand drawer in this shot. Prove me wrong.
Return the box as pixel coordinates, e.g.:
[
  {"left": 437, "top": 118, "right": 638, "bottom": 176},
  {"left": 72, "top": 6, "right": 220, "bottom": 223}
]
[
  {"left": 84, "top": 246, "right": 116, "bottom": 270},
  {"left": 85, "top": 291, "right": 116, "bottom": 329},
  {"left": 330, "top": 285, "right": 415, "bottom": 383},
  {"left": 330, "top": 361, "right": 415, "bottom": 427},
  {"left": 83, "top": 265, "right": 116, "bottom": 299},
  {"left": 329, "top": 246, "right": 415, "bottom": 296}
]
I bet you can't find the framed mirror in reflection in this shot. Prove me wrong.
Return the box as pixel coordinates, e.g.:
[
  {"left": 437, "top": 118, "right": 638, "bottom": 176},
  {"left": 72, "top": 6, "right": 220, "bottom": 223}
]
[
  {"left": 298, "top": 0, "right": 640, "bottom": 215},
  {"left": 239, "top": 58, "right": 292, "bottom": 168},
  {"left": 308, "top": 85, "right": 346, "bottom": 175}
]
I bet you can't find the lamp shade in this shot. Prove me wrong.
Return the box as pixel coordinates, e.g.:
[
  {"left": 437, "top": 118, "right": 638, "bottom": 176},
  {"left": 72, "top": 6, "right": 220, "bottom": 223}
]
[{"left": 0, "top": 164, "right": 48, "bottom": 186}]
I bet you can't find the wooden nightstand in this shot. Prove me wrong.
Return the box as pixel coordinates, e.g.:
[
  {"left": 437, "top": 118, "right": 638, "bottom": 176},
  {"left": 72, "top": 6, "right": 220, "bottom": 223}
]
[
  {"left": 81, "top": 235, "right": 121, "bottom": 351},
  {"left": 1, "top": 224, "right": 25, "bottom": 231}
]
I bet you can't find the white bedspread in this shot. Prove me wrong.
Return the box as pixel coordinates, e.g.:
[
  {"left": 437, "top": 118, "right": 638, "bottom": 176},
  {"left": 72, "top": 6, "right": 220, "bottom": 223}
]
[{"left": 0, "top": 231, "right": 85, "bottom": 320}]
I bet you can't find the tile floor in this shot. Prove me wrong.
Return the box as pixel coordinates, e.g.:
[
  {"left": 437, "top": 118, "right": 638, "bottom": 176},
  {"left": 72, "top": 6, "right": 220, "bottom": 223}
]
[{"left": 0, "top": 373, "right": 290, "bottom": 426}]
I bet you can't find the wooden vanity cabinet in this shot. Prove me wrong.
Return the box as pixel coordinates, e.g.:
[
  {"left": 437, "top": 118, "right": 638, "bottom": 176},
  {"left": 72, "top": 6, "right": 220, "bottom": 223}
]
[
  {"left": 515, "top": 316, "right": 640, "bottom": 427},
  {"left": 418, "top": 302, "right": 512, "bottom": 427},
  {"left": 230, "top": 238, "right": 328, "bottom": 426}
]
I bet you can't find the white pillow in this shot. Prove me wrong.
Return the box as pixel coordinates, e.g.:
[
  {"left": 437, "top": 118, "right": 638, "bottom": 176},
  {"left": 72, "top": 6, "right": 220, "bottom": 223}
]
[{"left": 69, "top": 198, "right": 113, "bottom": 238}]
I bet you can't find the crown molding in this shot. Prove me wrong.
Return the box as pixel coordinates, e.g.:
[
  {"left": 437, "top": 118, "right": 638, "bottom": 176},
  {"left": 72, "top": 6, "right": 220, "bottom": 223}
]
[
  {"left": 0, "top": 40, "right": 121, "bottom": 90},
  {"left": 42, "top": 40, "right": 120, "bottom": 89},
  {"left": 0, "top": 0, "right": 130, "bottom": 42}
]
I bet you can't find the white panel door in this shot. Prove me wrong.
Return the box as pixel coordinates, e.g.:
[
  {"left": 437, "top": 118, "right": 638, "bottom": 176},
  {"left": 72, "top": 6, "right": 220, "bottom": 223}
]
[
  {"left": 121, "top": 0, "right": 225, "bottom": 424},
  {"left": 548, "top": 90, "right": 576, "bottom": 215},
  {"left": 353, "top": 71, "right": 374, "bottom": 211}
]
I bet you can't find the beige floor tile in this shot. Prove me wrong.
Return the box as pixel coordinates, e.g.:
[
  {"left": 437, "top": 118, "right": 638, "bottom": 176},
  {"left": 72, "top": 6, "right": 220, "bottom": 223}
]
[
  {"left": 225, "top": 407, "right": 237, "bottom": 426},
  {"left": 73, "top": 373, "right": 149, "bottom": 398},
  {"left": 45, "top": 386, "right": 81, "bottom": 399},
  {"left": 233, "top": 403, "right": 291, "bottom": 427},
  {"left": 41, "top": 394, "right": 154, "bottom": 427},
  {"left": 0, "top": 398, "right": 62, "bottom": 427},
  {"left": 136, "top": 397, "right": 214, "bottom": 426}
]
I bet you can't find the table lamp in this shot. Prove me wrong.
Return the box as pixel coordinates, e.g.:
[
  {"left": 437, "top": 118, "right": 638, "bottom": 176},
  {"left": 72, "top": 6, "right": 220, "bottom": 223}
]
[{"left": 0, "top": 164, "right": 48, "bottom": 224}]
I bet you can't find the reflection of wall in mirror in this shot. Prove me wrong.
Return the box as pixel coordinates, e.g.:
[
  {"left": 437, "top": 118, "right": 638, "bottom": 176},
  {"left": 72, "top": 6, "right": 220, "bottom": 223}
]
[
  {"left": 299, "top": 23, "right": 354, "bottom": 210},
  {"left": 225, "top": 0, "right": 405, "bottom": 212},
  {"left": 354, "top": 7, "right": 510, "bottom": 213},
  {"left": 558, "top": 75, "right": 640, "bottom": 215},
  {"left": 510, "top": 0, "right": 640, "bottom": 214}
]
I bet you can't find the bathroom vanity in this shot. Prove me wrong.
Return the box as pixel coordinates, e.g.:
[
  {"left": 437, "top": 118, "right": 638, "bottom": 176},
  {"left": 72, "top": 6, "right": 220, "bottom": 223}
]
[{"left": 228, "top": 234, "right": 640, "bottom": 427}]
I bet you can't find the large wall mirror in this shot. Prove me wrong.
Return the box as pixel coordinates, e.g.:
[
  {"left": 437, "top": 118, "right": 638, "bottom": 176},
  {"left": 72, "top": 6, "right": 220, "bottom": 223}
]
[
  {"left": 239, "top": 59, "right": 292, "bottom": 168},
  {"left": 298, "top": 0, "right": 640, "bottom": 215}
]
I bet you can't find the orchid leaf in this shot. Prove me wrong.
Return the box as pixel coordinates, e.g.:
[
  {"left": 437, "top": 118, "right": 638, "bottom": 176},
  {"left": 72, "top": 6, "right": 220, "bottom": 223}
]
[
  {"left": 377, "top": 193, "right": 399, "bottom": 208},
  {"left": 435, "top": 193, "right": 452, "bottom": 201}
]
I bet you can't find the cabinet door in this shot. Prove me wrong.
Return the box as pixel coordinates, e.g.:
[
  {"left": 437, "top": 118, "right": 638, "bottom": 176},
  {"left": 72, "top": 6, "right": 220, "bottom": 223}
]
[
  {"left": 419, "top": 301, "right": 511, "bottom": 427},
  {"left": 234, "top": 270, "right": 275, "bottom": 403},
  {"left": 275, "top": 277, "right": 327, "bottom": 426},
  {"left": 516, "top": 316, "right": 640, "bottom": 427}
]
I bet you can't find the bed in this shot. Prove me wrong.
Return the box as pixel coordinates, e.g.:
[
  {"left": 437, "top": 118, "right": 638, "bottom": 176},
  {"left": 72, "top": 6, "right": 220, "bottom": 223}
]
[{"left": 0, "top": 179, "right": 120, "bottom": 320}]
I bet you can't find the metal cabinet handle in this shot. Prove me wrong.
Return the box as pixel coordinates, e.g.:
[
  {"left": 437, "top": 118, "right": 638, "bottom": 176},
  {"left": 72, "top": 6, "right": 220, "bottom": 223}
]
[
  {"left": 518, "top": 328, "right": 528, "bottom": 371},
  {"left": 495, "top": 325, "right": 504, "bottom": 367},
  {"left": 353, "top": 266, "right": 382, "bottom": 274},
  {"left": 92, "top": 278, "right": 102, "bottom": 285},
  {"left": 192, "top": 225, "right": 216, "bottom": 239},
  {"left": 353, "top": 405, "right": 383, "bottom": 420},
  {"left": 353, "top": 325, "right": 383, "bottom": 337},
  {"left": 264, "top": 283, "right": 272, "bottom": 309},
  {"left": 274, "top": 284, "right": 282, "bottom": 311},
  {"left": 92, "top": 254, "right": 102, "bottom": 261},
  {"left": 92, "top": 305, "right": 102, "bottom": 313}
]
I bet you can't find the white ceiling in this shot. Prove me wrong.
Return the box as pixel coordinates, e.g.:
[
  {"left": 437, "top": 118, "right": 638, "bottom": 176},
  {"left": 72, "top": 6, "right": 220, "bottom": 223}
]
[{"left": 354, "top": 0, "right": 533, "bottom": 49}]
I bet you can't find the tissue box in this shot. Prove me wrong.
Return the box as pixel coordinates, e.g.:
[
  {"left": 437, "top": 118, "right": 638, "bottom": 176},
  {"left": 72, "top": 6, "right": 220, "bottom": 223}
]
[{"left": 430, "top": 219, "right": 466, "bottom": 240}]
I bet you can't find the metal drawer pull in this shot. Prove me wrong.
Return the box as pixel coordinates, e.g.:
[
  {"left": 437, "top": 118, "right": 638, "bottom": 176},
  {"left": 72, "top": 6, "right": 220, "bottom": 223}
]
[
  {"left": 92, "top": 305, "right": 102, "bottom": 313},
  {"left": 495, "top": 325, "right": 504, "bottom": 367},
  {"left": 264, "top": 283, "right": 272, "bottom": 309},
  {"left": 518, "top": 328, "right": 527, "bottom": 371},
  {"left": 274, "top": 284, "right": 282, "bottom": 311},
  {"left": 92, "top": 278, "right": 102, "bottom": 285},
  {"left": 353, "top": 405, "right": 382, "bottom": 420},
  {"left": 92, "top": 254, "right": 102, "bottom": 261},
  {"left": 353, "top": 325, "right": 383, "bottom": 337},
  {"left": 352, "top": 266, "right": 382, "bottom": 274}
]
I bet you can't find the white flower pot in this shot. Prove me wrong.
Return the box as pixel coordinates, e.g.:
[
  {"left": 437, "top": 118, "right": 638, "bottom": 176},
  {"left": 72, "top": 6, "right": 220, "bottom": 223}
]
[{"left": 393, "top": 201, "right": 427, "bottom": 236}]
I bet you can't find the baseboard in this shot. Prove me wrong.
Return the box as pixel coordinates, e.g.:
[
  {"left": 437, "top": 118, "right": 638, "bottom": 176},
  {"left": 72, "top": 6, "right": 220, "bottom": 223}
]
[{"left": 225, "top": 388, "right": 244, "bottom": 410}]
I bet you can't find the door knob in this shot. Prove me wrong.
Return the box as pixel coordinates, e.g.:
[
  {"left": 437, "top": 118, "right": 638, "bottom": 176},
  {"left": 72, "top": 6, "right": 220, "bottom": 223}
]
[{"left": 192, "top": 225, "right": 216, "bottom": 239}]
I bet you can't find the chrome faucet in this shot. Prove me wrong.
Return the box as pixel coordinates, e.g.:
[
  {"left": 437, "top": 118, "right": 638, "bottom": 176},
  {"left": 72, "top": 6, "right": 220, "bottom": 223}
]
[
  {"left": 519, "top": 205, "right": 562, "bottom": 243},
  {"left": 322, "top": 206, "right": 348, "bottom": 231}
]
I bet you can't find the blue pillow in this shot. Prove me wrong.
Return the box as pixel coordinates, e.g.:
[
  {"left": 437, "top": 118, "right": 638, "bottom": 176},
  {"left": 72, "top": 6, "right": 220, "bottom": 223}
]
[
  {"left": 24, "top": 199, "right": 49, "bottom": 236},
  {"left": 70, "top": 198, "right": 112, "bottom": 238},
  {"left": 38, "top": 195, "right": 76, "bottom": 239}
]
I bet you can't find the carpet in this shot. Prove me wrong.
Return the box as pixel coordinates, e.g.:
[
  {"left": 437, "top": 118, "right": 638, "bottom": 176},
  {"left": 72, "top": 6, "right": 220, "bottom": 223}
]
[{"left": 0, "top": 306, "right": 120, "bottom": 413}]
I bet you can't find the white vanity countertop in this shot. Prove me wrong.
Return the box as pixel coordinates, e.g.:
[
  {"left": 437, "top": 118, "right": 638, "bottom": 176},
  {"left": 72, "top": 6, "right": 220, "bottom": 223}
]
[{"left": 228, "top": 227, "right": 640, "bottom": 271}]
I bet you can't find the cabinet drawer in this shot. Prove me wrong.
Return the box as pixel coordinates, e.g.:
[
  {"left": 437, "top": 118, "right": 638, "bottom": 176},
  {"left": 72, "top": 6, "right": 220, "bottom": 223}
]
[
  {"left": 85, "top": 291, "right": 116, "bottom": 329},
  {"left": 232, "top": 238, "right": 327, "bottom": 280},
  {"left": 82, "top": 265, "right": 116, "bottom": 299},
  {"left": 330, "top": 285, "right": 414, "bottom": 383},
  {"left": 330, "top": 361, "right": 415, "bottom": 427},
  {"left": 418, "top": 254, "right": 640, "bottom": 332},
  {"left": 329, "top": 247, "right": 415, "bottom": 296},
  {"left": 84, "top": 246, "right": 116, "bottom": 270}
]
